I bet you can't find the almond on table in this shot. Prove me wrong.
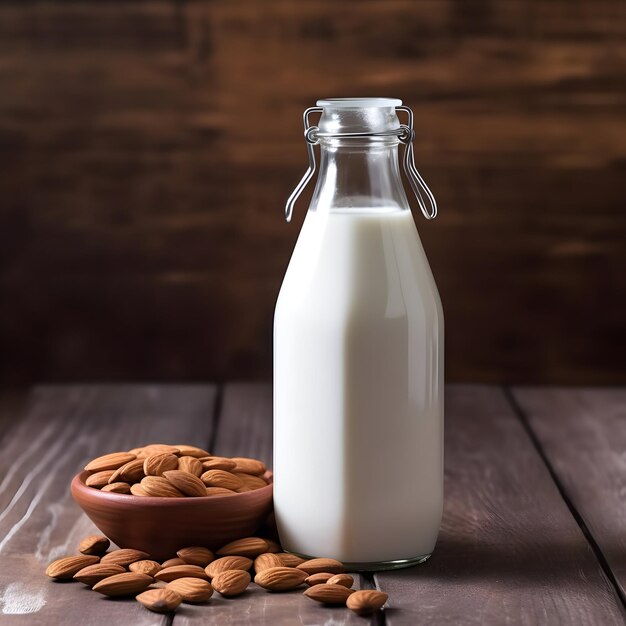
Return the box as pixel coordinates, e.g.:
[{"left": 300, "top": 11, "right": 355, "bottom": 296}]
[
  {"left": 73, "top": 563, "right": 125, "bottom": 586},
  {"left": 216, "top": 537, "right": 268, "bottom": 558},
  {"left": 304, "top": 572, "right": 334, "bottom": 586},
  {"left": 100, "top": 548, "right": 150, "bottom": 567},
  {"left": 78, "top": 535, "right": 110, "bottom": 555},
  {"left": 205, "top": 556, "right": 253, "bottom": 579},
  {"left": 154, "top": 564, "right": 209, "bottom": 582},
  {"left": 136, "top": 588, "right": 182, "bottom": 613},
  {"left": 254, "top": 553, "right": 284, "bottom": 572},
  {"left": 254, "top": 566, "right": 307, "bottom": 591},
  {"left": 296, "top": 557, "right": 345, "bottom": 575},
  {"left": 177, "top": 546, "right": 214, "bottom": 567},
  {"left": 46, "top": 555, "right": 100, "bottom": 579},
  {"left": 304, "top": 583, "right": 355, "bottom": 605},
  {"left": 129, "top": 560, "right": 161, "bottom": 576},
  {"left": 211, "top": 570, "right": 250, "bottom": 597},
  {"left": 92, "top": 572, "right": 152, "bottom": 596},
  {"left": 346, "top": 589, "right": 389, "bottom": 616},
  {"left": 327, "top": 573, "right": 354, "bottom": 588},
  {"left": 167, "top": 577, "right": 214, "bottom": 603}
]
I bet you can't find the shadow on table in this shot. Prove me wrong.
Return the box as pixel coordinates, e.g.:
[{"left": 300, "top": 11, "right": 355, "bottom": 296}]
[{"left": 383, "top": 527, "right": 605, "bottom": 586}]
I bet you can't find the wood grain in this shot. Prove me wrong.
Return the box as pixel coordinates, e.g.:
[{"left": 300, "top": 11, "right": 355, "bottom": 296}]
[
  {"left": 511, "top": 387, "right": 626, "bottom": 606},
  {"left": 0, "top": 388, "right": 28, "bottom": 445},
  {"left": 1, "top": 1, "right": 625, "bottom": 385},
  {"left": 0, "top": 385, "right": 216, "bottom": 623},
  {"left": 213, "top": 384, "right": 273, "bottom": 469},
  {"left": 373, "top": 386, "right": 625, "bottom": 625}
]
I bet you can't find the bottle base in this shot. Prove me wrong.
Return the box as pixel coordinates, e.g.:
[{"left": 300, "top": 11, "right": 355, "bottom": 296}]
[{"left": 287, "top": 550, "right": 432, "bottom": 572}]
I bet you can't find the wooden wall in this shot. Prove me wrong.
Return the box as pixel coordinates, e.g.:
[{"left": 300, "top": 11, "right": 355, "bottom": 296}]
[{"left": 0, "top": 1, "right": 625, "bottom": 385}]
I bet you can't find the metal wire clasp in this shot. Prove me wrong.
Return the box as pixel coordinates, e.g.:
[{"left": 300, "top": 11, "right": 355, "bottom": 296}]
[{"left": 284, "top": 105, "right": 438, "bottom": 222}]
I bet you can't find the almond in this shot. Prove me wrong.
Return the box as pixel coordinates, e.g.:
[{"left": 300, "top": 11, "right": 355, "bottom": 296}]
[
  {"left": 101, "top": 481, "right": 131, "bottom": 494},
  {"left": 141, "top": 444, "right": 181, "bottom": 457},
  {"left": 200, "top": 469, "right": 243, "bottom": 490},
  {"left": 178, "top": 456, "right": 204, "bottom": 477},
  {"left": 78, "top": 535, "right": 110, "bottom": 556},
  {"left": 162, "top": 557, "right": 186, "bottom": 568},
  {"left": 346, "top": 589, "right": 389, "bottom": 615},
  {"left": 277, "top": 553, "right": 305, "bottom": 568},
  {"left": 73, "top": 563, "right": 125, "bottom": 586},
  {"left": 205, "top": 556, "right": 253, "bottom": 579},
  {"left": 234, "top": 473, "right": 268, "bottom": 490},
  {"left": 101, "top": 548, "right": 150, "bottom": 567},
  {"left": 46, "top": 555, "right": 100, "bottom": 579},
  {"left": 109, "top": 458, "right": 145, "bottom": 483},
  {"left": 154, "top": 565, "right": 209, "bottom": 582},
  {"left": 129, "top": 560, "right": 162, "bottom": 576},
  {"left": 174, "top": 445, "right": 211, "bottom": 458},
  {"left": 85, "top": 470, "right": 115, "bottom": 488},
  {"left": 305, "top": 572, "right": 334, "bottom": 586},
  {"left": 297, "top": 557, "right": 345, "bottom": 575},
  {"left": 230, "top": 457, "right": 266, "bottom": 476},
  {"left": 128, "top": 446, "right": 145, "bottom": 458},
  {"left": 163, "top": 470, "right": 207, "bottom": 497},
  {"left": 85, "top": 452, "right": 136, "bottom": 472},
  {"left": 253, "top": 553, "right": 284, "bottom": 573},
  {"left": 205, "top": 487, "right": 237, "bottom": 496},
  {"left": 216, "top": 537, "right": 268, "bottom": 558},
  {"left": 327, "top": 573, "right": 354, "bottom": 588},
  {"left": 201, "top": 457, "right": 237, "bottom": 471},
  {"left": 304, "top": 583, "right": 355, "bottom": 605},
  {"left": 254, "top": 566, "right": 307, "bottom": 591},
  {"left": 92, "top": 572, "right": 152, "bottom": 596},
  {"left": 177, "top": 547, "right": 214, "bottom": 567},
  {"left": 211, "top": 569, "right": 250, "bottom": 597},
  {"left": 264, "top": 539, "right": 282, "bottom": 553},
  {"left": 143, "top": 453, "right": 179, "bottom": 477},
  {"left": 167, "top": 577, "right": 214, "bottom": 603},
  {"left": 140, "top": 476, "right": 184, "bottom": 497},
  {"left": 130, "top": 483, "right": 149, "bottom": 496},
  {"left": 136, "top": 588, "right": 182, "bottom": 613}
]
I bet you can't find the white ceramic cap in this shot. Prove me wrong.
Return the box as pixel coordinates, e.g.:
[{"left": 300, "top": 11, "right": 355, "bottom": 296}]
[{"left": 316, "top": 97, "right": 402, "bottom": 108}]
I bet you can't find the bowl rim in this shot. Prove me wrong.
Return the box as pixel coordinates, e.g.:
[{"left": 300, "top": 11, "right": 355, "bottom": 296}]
[{"left": 72, "top": 469, "right": 273, "bottom": 508}]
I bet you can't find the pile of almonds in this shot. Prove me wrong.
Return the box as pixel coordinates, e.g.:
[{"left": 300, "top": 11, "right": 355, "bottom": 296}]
[
  {"left": 46, "top": 535, "right": 388, "bottom": 617},
  {"left": 83, "top": 444, "right": 269, "bottom": 497}
]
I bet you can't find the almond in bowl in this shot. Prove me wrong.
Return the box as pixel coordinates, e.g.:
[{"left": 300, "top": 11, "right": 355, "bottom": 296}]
[{"left": 71, "top": 445, "right": 273, "bottom": 561}]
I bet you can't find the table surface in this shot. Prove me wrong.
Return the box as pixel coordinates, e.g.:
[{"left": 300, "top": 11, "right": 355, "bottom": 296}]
[{"left": 0, "top": 384, "right": 624, "bottom": 625}]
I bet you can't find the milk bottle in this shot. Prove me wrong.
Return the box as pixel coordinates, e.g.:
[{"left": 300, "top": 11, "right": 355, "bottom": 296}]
[{"left": 274, "top": 99, "right": 443, "bottom": 570}]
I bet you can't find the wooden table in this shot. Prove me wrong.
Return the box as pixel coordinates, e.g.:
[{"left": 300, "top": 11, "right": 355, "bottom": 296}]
[{"left": 0, "top": 384, "right": 624, "bottom": 625}]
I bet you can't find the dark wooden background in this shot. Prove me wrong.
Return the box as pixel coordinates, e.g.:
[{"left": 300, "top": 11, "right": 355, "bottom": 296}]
[{"left": 1, "top": 1, "right": 625, "bottom": 385}]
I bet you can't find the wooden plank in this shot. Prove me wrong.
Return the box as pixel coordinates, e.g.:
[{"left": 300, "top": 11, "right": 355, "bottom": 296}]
[
  {"left": 0, "top": 388, "right": 29, "bottom": 445},
  {"left": 1, "top": 1, "right": 626, "bottom": 386},
  {"left": 511, "top": 387, "right": 626, "bottom": 606},
  {"left": 0, "top": 384, "right": 216, "bottom": 623},
  {"left": 169, "top": 383, "right": 368, "bottom": 626},
  {"left": 212, "top": 384, "right": 273, "bottom": 469},
  {"left": 374, "top": 385, "right": 625, "bottom": 625}
]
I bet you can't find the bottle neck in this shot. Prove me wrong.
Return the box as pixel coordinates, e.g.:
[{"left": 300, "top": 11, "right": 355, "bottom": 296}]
[{"left": 309, "top": 140, "right": 410, "bottom": 213}]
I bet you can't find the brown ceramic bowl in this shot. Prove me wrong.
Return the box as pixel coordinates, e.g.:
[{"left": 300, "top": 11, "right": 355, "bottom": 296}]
[{"left": 71, "top": 470, "right": 273, "bottom": 561}]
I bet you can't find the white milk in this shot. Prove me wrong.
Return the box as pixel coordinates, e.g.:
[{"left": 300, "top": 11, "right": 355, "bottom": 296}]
[{"left": 274, "top": 207, "right": 444, "bottom": 566}]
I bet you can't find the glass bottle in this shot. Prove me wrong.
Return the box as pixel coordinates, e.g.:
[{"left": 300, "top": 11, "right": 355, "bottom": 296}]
[{"left": 274, "top": 98, "right": 443, "bottom": 570}]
